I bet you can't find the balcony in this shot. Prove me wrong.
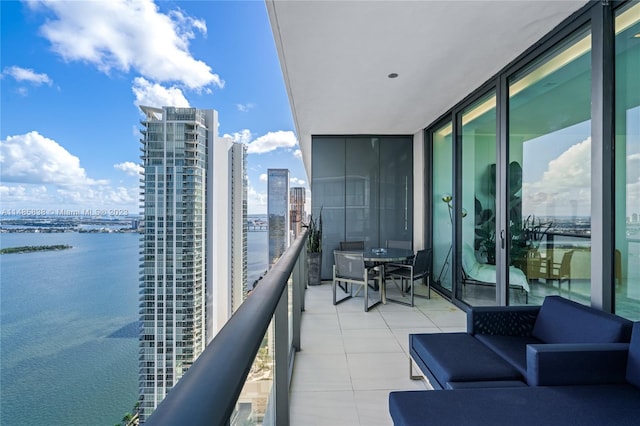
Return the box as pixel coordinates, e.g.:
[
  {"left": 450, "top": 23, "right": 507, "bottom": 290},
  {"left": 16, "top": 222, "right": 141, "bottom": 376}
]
[
  {"left": 289, "top": 283, "right": 464, "bottom": 425},
  {"left": 143, "top": 231, "right": 466, "bottom": 425}
]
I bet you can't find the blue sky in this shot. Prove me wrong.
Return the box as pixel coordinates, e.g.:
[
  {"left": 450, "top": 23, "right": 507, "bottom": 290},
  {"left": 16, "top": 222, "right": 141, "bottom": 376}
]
[{"left": 1, "top": 0, "right": 307, "bottom": 215}]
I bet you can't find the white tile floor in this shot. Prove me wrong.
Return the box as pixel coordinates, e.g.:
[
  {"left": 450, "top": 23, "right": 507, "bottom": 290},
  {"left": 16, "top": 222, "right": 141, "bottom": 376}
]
[{"left": 290, "top": 283, "right": 466, "bottom": 425}]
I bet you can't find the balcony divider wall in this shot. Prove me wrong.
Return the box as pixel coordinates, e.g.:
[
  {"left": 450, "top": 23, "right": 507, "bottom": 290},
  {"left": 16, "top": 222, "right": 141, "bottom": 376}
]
[
  {"left": 312, "top": 135, "right": 413, "bottom": 280},
  {"left": 425, "top": 0, "right": 640, "bottom": 320}
]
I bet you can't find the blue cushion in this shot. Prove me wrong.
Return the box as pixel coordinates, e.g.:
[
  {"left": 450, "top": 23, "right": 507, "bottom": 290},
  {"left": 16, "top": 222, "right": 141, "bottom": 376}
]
[
  {"left": 389, "top": 385, "right": 640, "bottom": 426},
  {"left": 475, "top": 334, "right": 541, "bottom": 376},
  {"left": 411, "top": 333, "right": 521, "bottom": 384},
  {"left": 532, "top": 296, "right": 632, "bottom": 344},
  {"left": 627, "top": 322, "right": 640, "bottom": 388}
]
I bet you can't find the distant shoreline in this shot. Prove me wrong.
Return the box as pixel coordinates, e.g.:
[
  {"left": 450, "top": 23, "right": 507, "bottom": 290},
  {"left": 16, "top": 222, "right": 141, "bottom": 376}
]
[{"left": 0, "top": 244, "right": 73, "bottom": 255}]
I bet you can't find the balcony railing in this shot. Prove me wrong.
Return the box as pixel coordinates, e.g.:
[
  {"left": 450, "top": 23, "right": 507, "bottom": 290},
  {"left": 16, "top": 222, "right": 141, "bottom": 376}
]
[{"left": 144, "top": 229, "right": 308, "bottom": 425}]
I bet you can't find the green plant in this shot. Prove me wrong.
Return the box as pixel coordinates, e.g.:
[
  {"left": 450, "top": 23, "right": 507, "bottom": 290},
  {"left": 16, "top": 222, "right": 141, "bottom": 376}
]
[
  {"left": 305, "top": 208, "right": 323, "bottom": 253},
  {"left": 474, "top": 162, "right": 551, "bottom": 264}
]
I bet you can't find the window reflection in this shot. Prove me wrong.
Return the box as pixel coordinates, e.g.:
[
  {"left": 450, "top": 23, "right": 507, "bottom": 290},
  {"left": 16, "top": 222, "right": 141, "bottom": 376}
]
[
  {"left": 615, "top": 2, "right": 640, "bottom": 320},
  {"left": 433, "top": 122, "right": 453, "bottom": 292},
  {"left": 460, "top": 92, "right": 499, "bottom": 305},
  {"left": 508, "top": 27, "right": 592, "bottom": 306}
]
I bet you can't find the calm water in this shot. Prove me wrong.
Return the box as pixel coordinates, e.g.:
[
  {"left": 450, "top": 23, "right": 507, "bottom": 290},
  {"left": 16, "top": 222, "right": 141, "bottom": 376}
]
[{"left": 0, "top": 231, "right": 268, "bottom": 426}]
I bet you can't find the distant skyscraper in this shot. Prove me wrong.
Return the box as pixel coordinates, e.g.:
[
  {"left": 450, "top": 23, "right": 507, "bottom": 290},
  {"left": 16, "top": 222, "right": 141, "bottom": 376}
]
[
  {"left": 230, "top": 142, "right": 248, "bottom": 314},
  {"left": 138, "top": 106, "right": 246, "bottom": 421},
  {"left": 267, "top": 169, "right": 290, "bottom": 266},
  {"left": 290, "top": 187, "right": 306, "bottom": 239}
]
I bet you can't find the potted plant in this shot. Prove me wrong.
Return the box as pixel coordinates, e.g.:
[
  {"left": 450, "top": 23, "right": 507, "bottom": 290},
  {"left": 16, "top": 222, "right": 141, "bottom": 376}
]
[{"left": 305, "top": 208, "right": 323, "bottom": 286}]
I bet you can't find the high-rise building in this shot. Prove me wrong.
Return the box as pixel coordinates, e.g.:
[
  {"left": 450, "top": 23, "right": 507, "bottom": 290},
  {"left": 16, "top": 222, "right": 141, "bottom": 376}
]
[
  {"left": 267, "top": 169, "right": 290, "bottom": 266},
  {"left": 230, "top": 142, "right": 248, "bottom": 314},
  {"left": 138, "top": 106, "right": 246, "bottom": 421},
  {"left": 290, "top": 187, "right": 306, "bottom": 239}
]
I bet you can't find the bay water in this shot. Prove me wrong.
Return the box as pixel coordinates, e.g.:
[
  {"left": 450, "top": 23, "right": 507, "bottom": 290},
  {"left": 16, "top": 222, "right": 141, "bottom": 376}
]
[{"left": 0, "top": 230, "right": 268, "bottom": 425}]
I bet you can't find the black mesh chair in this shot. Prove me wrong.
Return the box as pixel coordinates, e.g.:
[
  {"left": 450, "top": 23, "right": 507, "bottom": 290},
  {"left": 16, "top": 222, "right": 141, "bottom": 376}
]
[
  {"left": 333, "top": 250, "right": 381, "bottom": 312},
  {"left": 386, "top": 248, "right": 431, "bottom": 307}
]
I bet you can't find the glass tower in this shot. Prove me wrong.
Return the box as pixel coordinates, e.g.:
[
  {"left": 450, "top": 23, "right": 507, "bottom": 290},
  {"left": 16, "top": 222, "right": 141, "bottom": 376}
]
[
  {"left": 267, "top": 169, "right": 290, "bottom": 266},
  {"left": 138, "top": 106, "right": 214, "bottom": 421}
]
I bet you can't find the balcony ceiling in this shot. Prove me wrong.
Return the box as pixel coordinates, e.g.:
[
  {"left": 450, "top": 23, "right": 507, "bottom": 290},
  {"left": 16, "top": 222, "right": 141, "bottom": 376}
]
[{"left": 266, "top": 0, "right": 589, "bottom": 175}]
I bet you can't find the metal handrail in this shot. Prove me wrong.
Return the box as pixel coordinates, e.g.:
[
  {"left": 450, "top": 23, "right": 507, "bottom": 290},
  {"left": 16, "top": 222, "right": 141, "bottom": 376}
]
[{"left": 145, "top": 229, "right": 308, "bottom": 426}]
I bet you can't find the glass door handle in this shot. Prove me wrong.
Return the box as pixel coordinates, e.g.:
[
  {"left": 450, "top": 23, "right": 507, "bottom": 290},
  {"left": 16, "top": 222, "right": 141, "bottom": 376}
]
[{"left": 500, "top": 230, "right": 505, "bottom": 249}]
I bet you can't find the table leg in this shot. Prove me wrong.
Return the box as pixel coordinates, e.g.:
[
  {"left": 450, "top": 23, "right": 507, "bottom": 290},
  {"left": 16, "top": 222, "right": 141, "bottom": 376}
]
[{"left": 380, "top": 264, "right": 386, "bottom": 304}]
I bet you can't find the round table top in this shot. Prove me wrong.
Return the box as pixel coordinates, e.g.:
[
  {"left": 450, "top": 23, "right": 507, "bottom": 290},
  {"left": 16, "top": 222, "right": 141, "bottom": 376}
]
[{"left": 362, "top": 247, "right": 414, "bottom": 262}]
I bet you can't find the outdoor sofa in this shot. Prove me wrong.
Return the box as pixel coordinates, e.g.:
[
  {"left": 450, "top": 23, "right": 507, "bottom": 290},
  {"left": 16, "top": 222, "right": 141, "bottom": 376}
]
[
  {"left": 390, "top": 320, "right": 640, "bottom": 425},
  {"left": 409, "top": 295, "right": 633, "bottom": 389}
]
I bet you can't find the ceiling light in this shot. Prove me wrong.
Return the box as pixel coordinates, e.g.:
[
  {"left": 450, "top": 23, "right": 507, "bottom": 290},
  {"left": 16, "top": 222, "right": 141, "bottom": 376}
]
[
  {"left": 388, "top": 73, "right": 398, "bottom": 79},
  {"left": 634, "top": 32, "right": 640, "bottom": 38}
]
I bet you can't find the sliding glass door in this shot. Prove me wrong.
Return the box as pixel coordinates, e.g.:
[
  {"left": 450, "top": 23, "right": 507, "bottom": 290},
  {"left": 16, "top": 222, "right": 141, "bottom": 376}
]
[
  {"left": 460, "top": 92, "right": 497, "bottom": 305},
  {"left": 432, "top": 121, "right": 454, "bottom": 293},
  {"left": 614, "top": 2, "right": 640, "bottom": 320},
  {"left": 508, "top": 26, "right": 592, "bottom": 306}
]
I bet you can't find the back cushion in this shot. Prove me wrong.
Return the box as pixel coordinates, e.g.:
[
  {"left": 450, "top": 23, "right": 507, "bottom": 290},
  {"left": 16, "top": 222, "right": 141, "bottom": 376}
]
[
  {"left": 532, "top": 296, "right": 632, "bottom": 344},
  {"left": 626, "top": 322, "right": 640, "bottom": 388}
]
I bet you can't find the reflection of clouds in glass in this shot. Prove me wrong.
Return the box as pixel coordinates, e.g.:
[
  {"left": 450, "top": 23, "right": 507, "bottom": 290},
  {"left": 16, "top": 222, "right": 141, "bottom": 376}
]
[
  {"left": 628, "top": 153, "right": 640, "bottom": 184},
  {"left": 628, "top": 153, "right": 640, "bottom": 216},
  {"left": 523, "top": 137, "right": 591, "bottom": 217}
]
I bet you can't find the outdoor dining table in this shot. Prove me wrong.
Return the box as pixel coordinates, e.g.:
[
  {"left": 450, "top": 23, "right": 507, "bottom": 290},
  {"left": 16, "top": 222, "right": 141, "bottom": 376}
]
[{"left": 362, "top": 247, "right": 414, "bottom": 304}]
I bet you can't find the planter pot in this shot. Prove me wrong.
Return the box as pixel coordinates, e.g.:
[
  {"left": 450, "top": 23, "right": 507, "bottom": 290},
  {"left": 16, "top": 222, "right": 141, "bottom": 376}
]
[{"left": 307, "top": 251, "right": 322, "bottom": 286}]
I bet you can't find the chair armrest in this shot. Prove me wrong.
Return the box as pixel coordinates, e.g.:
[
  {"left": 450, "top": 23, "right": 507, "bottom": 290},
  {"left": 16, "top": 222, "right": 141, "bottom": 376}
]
[
  {"left": 526, "top": 343, "right": 629, "bottom": 386},
  {"left": 386, "top": 263, "right": 411, "bottom": 271},
  {"left": 468, "top": 305, "right": 540, "bottom": 335}
]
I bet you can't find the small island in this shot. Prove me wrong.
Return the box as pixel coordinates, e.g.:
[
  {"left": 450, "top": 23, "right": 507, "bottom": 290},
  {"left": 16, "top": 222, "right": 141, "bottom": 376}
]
[{"left": 0, "top": 244, "right": 72, "bottom": 255}]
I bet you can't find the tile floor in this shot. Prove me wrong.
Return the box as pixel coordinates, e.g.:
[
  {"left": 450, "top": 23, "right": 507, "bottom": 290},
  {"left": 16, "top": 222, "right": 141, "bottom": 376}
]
[{"left": 289, "top": 283, "right": 466, "bottom": 425}]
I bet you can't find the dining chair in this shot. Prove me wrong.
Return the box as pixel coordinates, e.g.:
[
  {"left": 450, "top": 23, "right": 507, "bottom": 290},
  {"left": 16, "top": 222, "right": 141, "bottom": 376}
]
[
  {"left": 386, "top": 248, "right": 431, "bottom": 307},
  {"left": 340, "top": 240, "right": 365, "bottom": 251},
  {"left": 386, "top": 240, "right": 412, "bottom": 250},
  {"left": 333, "top": 250, "right": 381, "bottom": 312}
]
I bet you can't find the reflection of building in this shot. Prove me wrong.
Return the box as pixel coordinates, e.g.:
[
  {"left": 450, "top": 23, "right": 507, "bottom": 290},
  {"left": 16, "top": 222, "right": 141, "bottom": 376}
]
[
  {"left": 289, "top": 187, "right": 306, "bottom": 238},
  {"left": 268, "top": 169, "right": 290, "bottom": 266},
  {"left": 138, "top": 106, "right": 245, "bottom": 421}
]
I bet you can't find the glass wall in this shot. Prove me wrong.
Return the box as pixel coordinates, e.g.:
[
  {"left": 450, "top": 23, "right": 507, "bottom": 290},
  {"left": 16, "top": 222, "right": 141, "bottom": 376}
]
[
  {"left": 345, "top": 138, "right": 379, "bottom": 244},
  {"left": 615, "top": 2, "right": 640, "bottom": 320},
  {"left": 460, "top": 92, "right": 497, "bottom": 305},
  {"left": 311, "top": 138, "right": 345, "bottom": 279},
  {"left": 312, "top": 136, "right": 413, "bottom": 279},
  {"left": 432, "top": 121, "right": 454, "bottom": 292},
  {"left": 508, "top": 27, "right": 592, "bottom": 306}
]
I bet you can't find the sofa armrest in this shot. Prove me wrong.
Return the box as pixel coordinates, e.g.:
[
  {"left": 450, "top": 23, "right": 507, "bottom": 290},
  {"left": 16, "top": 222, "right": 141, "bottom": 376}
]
[
  {"left": 526, "top": 343, "right": 629, "bottom": 386},
  {"left": 468, "top": 305, "right": 540, "bottom": 336}
]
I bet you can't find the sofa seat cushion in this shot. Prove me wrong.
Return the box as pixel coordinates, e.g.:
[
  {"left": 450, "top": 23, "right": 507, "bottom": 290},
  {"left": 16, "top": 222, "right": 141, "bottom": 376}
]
[
  {"left": 411, "top": 333, "right": 521, "bottom": 386},
  {"left": 475, "top": 334, "right": 542, "bottom": 376},
  {"left": 532, "top": 296, "right": 632, "bottom": 344},
  {"left": 389, "top": 384, "right": 640, "bottom": 426}
]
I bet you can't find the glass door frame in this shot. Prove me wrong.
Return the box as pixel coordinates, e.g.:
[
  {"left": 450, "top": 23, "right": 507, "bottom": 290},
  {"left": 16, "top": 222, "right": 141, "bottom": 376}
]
[{"left": 424, "top": 1, "right": 623, "bottom": 311}]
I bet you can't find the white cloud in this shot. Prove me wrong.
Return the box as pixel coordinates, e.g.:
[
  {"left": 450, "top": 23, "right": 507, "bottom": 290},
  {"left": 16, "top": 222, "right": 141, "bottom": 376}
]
[
  {"left": 247, "top": 185, "right": 266, "bottom": 214},
  {"left": 293, "top": 149, "right": 302, "bottom": 160},
  {"left": 29, "top": 0, "right": 222, "bottom": 90},
  {"left": 223, "top": 129, "right": 252, "bottom": 145},
  {"left": 522, "top": 137, "right": 591, "bottom": 217},
  {"left": 114, "top": 161, "right": 143, "bottom": 177},
  {"left": 3, "top": 66, "right": 52, "bottom": 86},
  {"left": 0, "top": 132, "right": 138, "bottom": 211},
  {"left": 236, "top": 102, "right": 255, "bottom": 112},
  {"left": 246, "top": 131, "right": 298, "bottom": 154},
  {"left": 290, "top": 177, "right": 305, "bottom": 186},
  {"left": 259, "top": 173, "right": 268, "bottom": 182},
  {"left": 1, "top": 131, "right": 106, "bottom": 186},
  {"left": 132, "top": 77, "right": 189, "bottom": 108}
]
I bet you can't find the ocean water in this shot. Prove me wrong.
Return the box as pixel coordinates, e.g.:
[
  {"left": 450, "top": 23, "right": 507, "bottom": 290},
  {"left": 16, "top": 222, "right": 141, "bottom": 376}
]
[{"left": 0, "top": 230, "right": 268, "bottom": 426}]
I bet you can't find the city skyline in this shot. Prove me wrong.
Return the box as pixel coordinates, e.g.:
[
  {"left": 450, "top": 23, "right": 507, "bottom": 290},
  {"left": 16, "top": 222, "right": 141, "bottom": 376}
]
[{"left": 0, "top": 0, "right": 308, "bottom": 215}]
